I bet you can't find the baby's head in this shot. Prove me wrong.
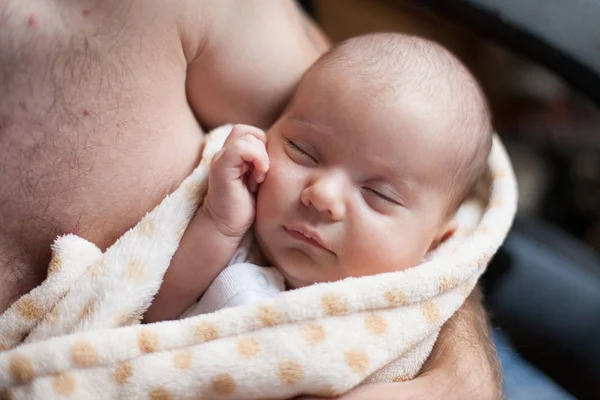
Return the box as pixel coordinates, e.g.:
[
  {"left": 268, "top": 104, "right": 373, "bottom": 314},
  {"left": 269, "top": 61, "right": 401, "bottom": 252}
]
[{"left": 255, "top": 33, "right": 492, "bottom": 288}]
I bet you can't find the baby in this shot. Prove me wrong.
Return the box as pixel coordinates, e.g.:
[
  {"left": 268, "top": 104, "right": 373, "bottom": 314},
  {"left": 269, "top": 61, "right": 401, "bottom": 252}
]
[{"left": 147, "top": 33, "right": 492, "bottom": 321}]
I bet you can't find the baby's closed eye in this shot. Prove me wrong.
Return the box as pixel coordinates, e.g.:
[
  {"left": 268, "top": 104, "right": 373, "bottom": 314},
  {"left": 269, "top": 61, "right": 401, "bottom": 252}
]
[
  {"left": 361, "top": 185, "right": 405, "bottom": 213},
  {"left": 284, "top": 138, "right": 318, "bottom": 165}
]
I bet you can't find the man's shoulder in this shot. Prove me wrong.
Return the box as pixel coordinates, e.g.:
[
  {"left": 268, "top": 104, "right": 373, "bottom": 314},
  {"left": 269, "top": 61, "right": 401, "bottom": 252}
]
[
  {"left": 183, "top": 0, "right": 329, "bottom": 61},
  {"left": 184, "top": 0, "right": 331, "bottom": 129}
]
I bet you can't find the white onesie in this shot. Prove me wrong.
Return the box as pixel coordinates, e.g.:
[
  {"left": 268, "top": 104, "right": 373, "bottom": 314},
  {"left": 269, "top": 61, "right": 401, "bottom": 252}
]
[{"left": 180, "top": 233, "right": 285, "bottom": 318}]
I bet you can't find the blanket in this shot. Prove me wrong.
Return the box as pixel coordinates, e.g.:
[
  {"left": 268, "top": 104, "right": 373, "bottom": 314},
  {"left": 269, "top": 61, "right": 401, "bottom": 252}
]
[{"left": 0, "top": 124, "right": 517, "bottom": 399}]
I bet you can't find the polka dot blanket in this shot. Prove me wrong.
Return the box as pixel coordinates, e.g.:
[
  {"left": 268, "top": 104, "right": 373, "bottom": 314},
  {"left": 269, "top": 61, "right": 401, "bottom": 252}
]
[{"left": 0, "top": 124, "right": 517, "bottom": 399}]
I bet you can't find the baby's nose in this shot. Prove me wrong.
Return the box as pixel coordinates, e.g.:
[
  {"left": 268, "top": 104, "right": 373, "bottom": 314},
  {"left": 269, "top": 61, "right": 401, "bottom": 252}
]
[{"left": 301, "top": 173, "right": 346, "bottom": 221}]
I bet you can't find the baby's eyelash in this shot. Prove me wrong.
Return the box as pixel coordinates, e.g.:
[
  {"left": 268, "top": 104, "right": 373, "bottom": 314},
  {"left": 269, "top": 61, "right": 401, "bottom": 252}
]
[
  {"left": 284, "top": 138, "right": 317, "bottom": 163},
  {"left": 365, "top": 188, "right": 400, "bottom": 206},
  {"left": 284, "top": 138, "right": 305, "bottom": 154}
]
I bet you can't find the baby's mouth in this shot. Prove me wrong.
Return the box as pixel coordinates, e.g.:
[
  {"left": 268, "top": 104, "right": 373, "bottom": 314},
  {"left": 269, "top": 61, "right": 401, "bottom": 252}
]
[{"left": 283, "top": 225, "right": 333, "bottom": 254}]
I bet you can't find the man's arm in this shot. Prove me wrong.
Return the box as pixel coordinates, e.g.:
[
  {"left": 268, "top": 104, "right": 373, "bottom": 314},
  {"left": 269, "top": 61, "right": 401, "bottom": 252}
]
[
  {"left": 416, "top": 286, "right": 503, "bottom": 399},
  {"left": 185, "top": 0, "right": 330, "bottom": 130}
]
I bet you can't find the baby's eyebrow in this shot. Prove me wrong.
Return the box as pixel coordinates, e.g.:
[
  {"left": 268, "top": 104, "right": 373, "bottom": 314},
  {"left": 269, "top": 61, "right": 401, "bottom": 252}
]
[
  {"left": 286, "top": 115, "right": 328, "bottom": 136},
  {"left": 370, "top": 166, "right": 418, "bottom": 200},
  {"left": 391, "top": 178, "right": 417, "bottom": 201}
]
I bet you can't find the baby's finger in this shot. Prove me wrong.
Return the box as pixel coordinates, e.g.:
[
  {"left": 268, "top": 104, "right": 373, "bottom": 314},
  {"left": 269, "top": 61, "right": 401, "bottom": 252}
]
[
  {"left": 213, "top": 135, "right": 267, "bottom": 183},
  {"left": 225, "top": 124, "right": 267, "bottom": 147},
  {"left": 241, "top": 135, "right": 269, "bottom": 184}
]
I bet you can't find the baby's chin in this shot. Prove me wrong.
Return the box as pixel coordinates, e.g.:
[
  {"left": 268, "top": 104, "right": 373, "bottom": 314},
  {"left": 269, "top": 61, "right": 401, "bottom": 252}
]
[{"left": 279, "top": 270, "right": 307, "bottom": 291}]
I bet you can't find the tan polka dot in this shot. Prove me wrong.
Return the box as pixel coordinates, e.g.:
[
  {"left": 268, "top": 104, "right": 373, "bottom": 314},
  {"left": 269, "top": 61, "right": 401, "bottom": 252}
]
[
  {"left": 114, "top": 310, "right": 129, "bottom": 327},
  {"left": 174, "top": 350, "right": 193, "bottom": 370},
  {"left": 9, "top": 354, "right": 35, "bottom": 384},
  {"left": 16, "top": 297, "right": 41, "bottom": 320},
  {"left": 194, "top": 321, "right": 219, "bottom": 343},
  {"left": 460, "top": 227, "right": 476, "bottom": 237},
  {"left": 256, "top": 305, "right": 283, "bottom": 327},
  {"left": 476, "top": 225, "right": 490, "bottom": 235},
  {"left": 493, "top": 170, "right": 505, "bottom": 180},
  {"left": 300, "top": 323, "right": 326, "bottom": 345},
  {"left": 315, "top": 386, "right": 339, "bottom": 398},
  {"left": 321, "top": 293, "right": 348, "bottom": 316},
  {"left": 48, "top": 254, "right": 63, "bottom": 275},
  {"left": 385, "top": 288, "right": 407, "bottom": 307},
  {"left": 123, "top": 258, "right": 145, "bottom": 283},
  {"left": 51, "top": 373, "right": 76, "bottom": 396},
  {"left": 423, "top": 300, "right": 440, "bottom": 325},
  {"left": 114, "top": 310, "right": 142, "bottom": 327},
  {"left": 43, "top": 306, "right": 61, "bottom": 325},
  {"left": 476, "top": 253, "right": 491, "bottom": 268},
  {"left": 89, "top": 259, "right": 107, "bottom": 278},
  {"left": 138, "top": 216, "right": 156, "bottom": 237},
  {"left": 137, "top": 329, "right": 159, "bottom": 353},
  {"left": 79, "top": 298, "right": 96, "bottom": 321},
  {"left": 462, "top": 282, "right": 475, "bottom": 300},
  {"left": 0, "top": 343, "right": 6, "bottom": 352},
  {"left": 149, "top": 387, "right": 173, "bottom": 400},
  {"left": 184, "top": 181, "right": 203, "bottom": 202},
  {"left": 71, "top": 340, "right": 99, "bottom": 367},
  {"left": 278, "top": 360, "right": 304, "bottom": 385},
  {"left": 490, "top": 198, "right": 503, "bottom": 208},
  {"left": 345, "top": 349, "right": 369, "bottom": 373},
  {"left": 392, "top": 374, "right": 410, "bottom": 382},
  {"left": 237, "top": 338, "right": 260, "bottom": 358},
  {"left": 113, "top": 362, "right": 133, "bottom": 385},
  {"left": 365, "top": 314, "right": 388, "bottom": 335},
  {"left": 211, "top": 373, "right": 236, "bottom": 395},
  {"left": 439, "top": 275, "right": 459, "bottom": 292}
]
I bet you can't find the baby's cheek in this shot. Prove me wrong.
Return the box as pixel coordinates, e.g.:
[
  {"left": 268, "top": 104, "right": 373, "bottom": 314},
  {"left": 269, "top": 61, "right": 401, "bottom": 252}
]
[
  {"left": 256, "top": 163, "right": 288, "bottom": 221},
  {"left": 353, "top": 225, "right": 423, "bottom": 273}
]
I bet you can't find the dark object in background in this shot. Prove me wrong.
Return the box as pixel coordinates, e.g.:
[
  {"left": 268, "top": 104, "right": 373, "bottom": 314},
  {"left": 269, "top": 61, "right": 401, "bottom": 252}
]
[
  {"left": 486, "top": 219, "right": 600, "bottom": 399},
  {"left": 418, "top": 0, "right": 600, "bottom": 107}
]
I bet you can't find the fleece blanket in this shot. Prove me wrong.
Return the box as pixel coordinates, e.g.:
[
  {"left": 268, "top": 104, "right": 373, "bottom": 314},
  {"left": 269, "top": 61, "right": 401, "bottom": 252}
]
[{"left": 0, "top": 124, "right": 517, "bottom": 399}]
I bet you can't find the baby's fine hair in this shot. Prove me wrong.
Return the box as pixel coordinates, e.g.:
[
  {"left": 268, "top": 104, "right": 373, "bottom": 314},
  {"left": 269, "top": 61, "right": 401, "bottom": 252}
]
[{"left": 317, "top": 33, "right": 493, "bottom": 215}]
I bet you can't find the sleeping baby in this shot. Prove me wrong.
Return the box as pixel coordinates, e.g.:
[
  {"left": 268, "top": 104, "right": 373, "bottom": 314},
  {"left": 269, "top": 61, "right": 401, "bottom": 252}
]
[{"left": 144, "top": 33, "right": 492, "bottom": 321}]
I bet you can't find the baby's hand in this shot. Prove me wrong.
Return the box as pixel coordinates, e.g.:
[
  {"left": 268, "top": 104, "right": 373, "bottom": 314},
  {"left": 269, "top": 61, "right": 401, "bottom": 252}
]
[{"left": 203, "top": 124, "right": 269, "bottom": 239}]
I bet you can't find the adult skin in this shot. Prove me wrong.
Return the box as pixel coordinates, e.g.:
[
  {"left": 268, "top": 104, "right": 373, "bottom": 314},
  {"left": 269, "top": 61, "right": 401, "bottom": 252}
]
[{"left": 0, "top": 0, "right": 501, "bottom": 398}]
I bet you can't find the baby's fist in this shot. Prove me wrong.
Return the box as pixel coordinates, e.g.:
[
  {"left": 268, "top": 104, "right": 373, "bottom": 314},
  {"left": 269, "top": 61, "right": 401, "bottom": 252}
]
[{"left": 203, "top": 125, "right": 269, "bottom": 238}]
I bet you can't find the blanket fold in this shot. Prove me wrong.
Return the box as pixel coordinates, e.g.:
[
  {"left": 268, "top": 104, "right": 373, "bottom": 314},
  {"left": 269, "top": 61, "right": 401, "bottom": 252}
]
[{"left": 0, "top": 124, "right": 517, "bottom": 399}]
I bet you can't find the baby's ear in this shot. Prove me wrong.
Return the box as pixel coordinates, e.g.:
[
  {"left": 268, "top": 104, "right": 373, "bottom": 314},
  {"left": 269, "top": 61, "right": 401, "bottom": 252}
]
[{"left": 428, "top": 219, "right": 458, "bottom": 252}]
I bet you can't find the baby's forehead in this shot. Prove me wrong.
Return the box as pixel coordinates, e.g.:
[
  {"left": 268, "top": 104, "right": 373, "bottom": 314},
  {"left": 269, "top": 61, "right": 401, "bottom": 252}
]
[{"left": 311, "top": 34, "right": 480, "bottom": 106}]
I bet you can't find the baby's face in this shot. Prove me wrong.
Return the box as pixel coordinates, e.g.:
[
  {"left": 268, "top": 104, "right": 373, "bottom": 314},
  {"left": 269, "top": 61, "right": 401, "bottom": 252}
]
[{"left": 255, "top": 66, "right": 457, "bottom": 289}]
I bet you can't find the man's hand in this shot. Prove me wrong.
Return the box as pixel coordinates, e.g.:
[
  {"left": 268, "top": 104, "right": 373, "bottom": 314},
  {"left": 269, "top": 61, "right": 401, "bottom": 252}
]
[
  {"left": 297, "top": 287, "right": 503, "bottom": 400},
  {"left": 203, "top": 124, "right": 269, "bottom": 239},
  {"left": 412, "top": 287, "right": 503, "bottom": 399}
]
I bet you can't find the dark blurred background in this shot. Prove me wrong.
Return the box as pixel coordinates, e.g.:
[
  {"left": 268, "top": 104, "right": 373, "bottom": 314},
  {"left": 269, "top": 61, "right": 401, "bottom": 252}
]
[{"left": 301, "top": 1, "right": 600, "bottom": 399}]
